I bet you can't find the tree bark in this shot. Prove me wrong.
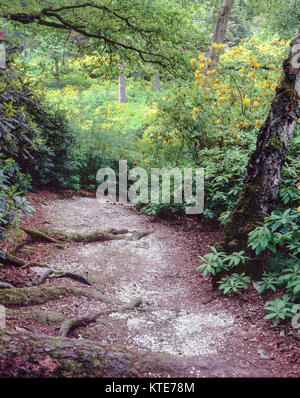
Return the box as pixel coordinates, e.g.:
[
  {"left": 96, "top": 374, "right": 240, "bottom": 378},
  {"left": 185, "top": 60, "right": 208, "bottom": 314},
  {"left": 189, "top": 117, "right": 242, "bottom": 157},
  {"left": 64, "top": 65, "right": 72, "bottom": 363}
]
[
  {"left": 205, "top": 0, "right": 234, "bottom": 72},
  {"left": 54, "top": 57, "right": 60, "bottom": 88},
  {"left": 214, "top": 30, "right": 300, "bottom": 280},
  {"left": 118, "top": 63, "right": 126, "bottom": 104},
  {"left": 151, "top": 64, "right": 161, "bottom": 91}
]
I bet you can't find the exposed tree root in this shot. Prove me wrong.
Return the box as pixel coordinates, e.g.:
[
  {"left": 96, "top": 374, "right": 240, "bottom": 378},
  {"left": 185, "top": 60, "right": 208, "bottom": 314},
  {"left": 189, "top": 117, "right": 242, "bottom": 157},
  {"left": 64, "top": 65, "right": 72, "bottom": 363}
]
[
  {"left": 50, "top": 271, "right": 92, "bottom": 286},
  {"left": 35, "top": 270, "right": 92, "bottom": 286},
  {"left": 1, "top": 227, "right": 29, "bottom": 255},
  {"left": 21, "top": 226, "right": 152, "bottom": 245},
  {"left": 2, "top": 253, "right": 49, "bottom": 269},
  {"left": 21, "top": 226, "right": 128, "bottom": 244},
  {"left": 0, "top": 285, "right": 92, "bottom": 306},
  {"left": 7, "top": 308, "right": 66, "bottom": 325},
  {"left": 35, "top": 270, "right": 53, "bottom": 286},
  {"left": 59, "top": 297, "right": 142, "bottom": 337},
  {"left": 106, "top": 228, "right": 129, "bottom": 235},
  {"left": 0, "top": 328, "right": 260, "bottom": 378},
  {"left": 0, "top": 281, "right": 14, "bottom": 289},
  {"left": 20, "top": 227, "right": 63, "bottom": 245}
]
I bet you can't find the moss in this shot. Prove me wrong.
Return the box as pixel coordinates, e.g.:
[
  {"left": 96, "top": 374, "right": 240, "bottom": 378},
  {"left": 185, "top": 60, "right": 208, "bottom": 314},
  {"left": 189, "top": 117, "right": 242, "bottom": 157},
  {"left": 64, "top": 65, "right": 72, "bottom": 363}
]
[
  {"left": 0, "top": 285, "right": 88, "bottom": 306},
  {"left": 277, "top": 73, "right": 300, "bottom": 102},
  {"left": 216, "top": 179, "right": 262, "bottom": 253},
  {"left": 264, "top": 136, "right": 285, "bottom": 151},
  {"left": 60, "top": 359, "right": 83, "bottom": 377},
  {"left": 7, "top": 308, "right": 66, "bottom": 324},
  {"left": 1, "top": 227, "right": 28, "bottom": 256},
  {"left": 213, "top": 179, "right": 264, "bottom": 283}
]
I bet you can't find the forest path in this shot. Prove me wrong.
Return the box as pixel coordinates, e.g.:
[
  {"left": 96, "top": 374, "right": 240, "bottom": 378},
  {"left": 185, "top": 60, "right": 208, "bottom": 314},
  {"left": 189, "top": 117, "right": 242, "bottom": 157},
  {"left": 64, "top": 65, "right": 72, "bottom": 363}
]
[{"left": 8, "top": 193, "right": 300, "bottom": 377}]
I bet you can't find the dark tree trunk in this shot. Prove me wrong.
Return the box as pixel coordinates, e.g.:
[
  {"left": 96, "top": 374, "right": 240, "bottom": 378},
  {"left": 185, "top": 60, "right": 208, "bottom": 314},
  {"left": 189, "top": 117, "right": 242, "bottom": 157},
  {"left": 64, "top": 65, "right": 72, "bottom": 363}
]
[{"left": 213, "top": 30, "right": 300, "bottom": 282}]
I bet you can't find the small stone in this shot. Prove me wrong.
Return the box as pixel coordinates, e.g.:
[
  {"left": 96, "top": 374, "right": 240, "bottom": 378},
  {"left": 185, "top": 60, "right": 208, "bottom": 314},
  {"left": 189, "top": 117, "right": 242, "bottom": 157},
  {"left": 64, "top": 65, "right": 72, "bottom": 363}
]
[{"left": 258, "top": 349, "right": 270, "bottom": 359}]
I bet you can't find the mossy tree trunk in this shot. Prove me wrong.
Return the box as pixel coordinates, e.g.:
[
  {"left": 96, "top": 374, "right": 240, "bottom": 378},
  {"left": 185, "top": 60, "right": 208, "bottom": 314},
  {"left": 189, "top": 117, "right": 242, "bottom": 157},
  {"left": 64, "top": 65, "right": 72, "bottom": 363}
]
[{"left": 214, "top": 30, "right": 300, "bottom": 280}]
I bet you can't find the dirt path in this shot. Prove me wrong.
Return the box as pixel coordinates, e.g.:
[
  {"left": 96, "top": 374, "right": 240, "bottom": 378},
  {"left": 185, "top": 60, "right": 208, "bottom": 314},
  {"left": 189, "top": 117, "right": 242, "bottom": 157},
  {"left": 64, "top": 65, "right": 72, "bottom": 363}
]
[{"left": 3, "top": 193, "right": 300, "bottom": 377}]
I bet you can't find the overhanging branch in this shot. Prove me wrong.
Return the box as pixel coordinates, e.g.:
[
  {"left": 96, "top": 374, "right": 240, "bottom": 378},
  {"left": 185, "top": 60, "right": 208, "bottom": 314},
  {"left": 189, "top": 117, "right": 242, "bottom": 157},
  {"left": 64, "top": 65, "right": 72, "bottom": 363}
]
[{"left": 1, "top": 4, "right": 169, "bottom": 68}]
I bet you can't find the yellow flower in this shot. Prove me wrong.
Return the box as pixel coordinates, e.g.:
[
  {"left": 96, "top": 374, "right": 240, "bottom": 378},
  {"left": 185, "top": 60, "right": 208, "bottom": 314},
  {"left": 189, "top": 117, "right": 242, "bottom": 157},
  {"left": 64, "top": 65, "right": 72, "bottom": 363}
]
[
  {"left": 198, "top": 53, "right": 205, "bottom": 63},
  {"left": 195, "top": 70, "right": 201, "bottom": 79},
  {"left": 190, "top": 58, "right": 196, "bottom": 68},
  {"left": 216, "top": 120, "right": 221, "bottom": 125},
  {"left": 243, "top": 98, "right": 251, "bottom": 106},
  {"left": 297, "top": 206, "right": 300, "bottom": 213},
  {"left": 253, "top": 101, "right": 259, "bottom": 108}
]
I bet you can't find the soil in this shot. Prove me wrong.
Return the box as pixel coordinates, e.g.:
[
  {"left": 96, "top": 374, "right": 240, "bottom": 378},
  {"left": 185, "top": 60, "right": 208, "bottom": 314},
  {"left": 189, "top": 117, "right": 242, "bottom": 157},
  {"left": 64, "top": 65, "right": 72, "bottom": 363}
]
[{"left": 0, "top": 190, "right": 299, "bottom": 378}]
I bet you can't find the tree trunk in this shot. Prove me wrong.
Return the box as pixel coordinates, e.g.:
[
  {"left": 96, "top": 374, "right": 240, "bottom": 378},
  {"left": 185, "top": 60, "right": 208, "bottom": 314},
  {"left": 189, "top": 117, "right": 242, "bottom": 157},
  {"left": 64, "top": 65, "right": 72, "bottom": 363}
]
[
  {"left": 118, "top": 63, "right": 126, "bottom": 104},
  {"left": 0, "top": 43, "right": 6, "bottom": 69},
  {"left": 214, "top": 30, "right": 300, "bottom": 281},
  {"left": 151, "top": 64, "right": 161, "bottom": 91},
  {"left": 54, "top": 57, "right": 60, "bottom": 89},
  {"left": 205, "top": 0, "right": 234, "bottom": 72},
  {"left": 22, "top": 36, "right": 27, "bottom": 58}
]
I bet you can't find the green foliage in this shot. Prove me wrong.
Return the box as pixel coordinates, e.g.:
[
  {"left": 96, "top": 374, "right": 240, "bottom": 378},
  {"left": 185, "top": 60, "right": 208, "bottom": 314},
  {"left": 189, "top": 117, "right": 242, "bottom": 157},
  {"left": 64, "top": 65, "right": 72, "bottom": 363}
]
[
  {"left": 140, "top": 85, "right": 211, "bottom": 167},
  {"left": 0, "top": 156, "right": 34, "bottom": 237},
  {"left": 197, "top": 247, "right": 248, "bottom": 277},
  {"left": 264, "top": 295, "right": 296, "bottom": 325},
  {"left": 217, "top": 273, "right": 251, "bottom": 295},
  {"left": 0, "top": 33, "right": 76, "bottom": 247},
  {"left": 248, "top": 209, "right": 299, "bottom": 256},
  {"left": 1, "top": 0, "right": 200, "bottom": 76},
  {"left": 247, "top": 209, "right": 300, "bottom": 325},
  {"left": 279, "top": 261, "right": 300, "bottom": 297},
  {"left": 28, "top": 103, "right": 76, "bottom": 187},
  {"left": 255, "top": 273, "right": 279, "bottom": 294}
]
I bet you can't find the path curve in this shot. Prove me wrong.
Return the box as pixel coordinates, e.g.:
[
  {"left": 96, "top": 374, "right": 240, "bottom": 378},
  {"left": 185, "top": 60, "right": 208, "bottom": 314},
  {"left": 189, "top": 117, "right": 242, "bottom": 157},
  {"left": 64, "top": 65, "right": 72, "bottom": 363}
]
[{"left": 21, "top": 195, "right": 299, "bottom": 377}]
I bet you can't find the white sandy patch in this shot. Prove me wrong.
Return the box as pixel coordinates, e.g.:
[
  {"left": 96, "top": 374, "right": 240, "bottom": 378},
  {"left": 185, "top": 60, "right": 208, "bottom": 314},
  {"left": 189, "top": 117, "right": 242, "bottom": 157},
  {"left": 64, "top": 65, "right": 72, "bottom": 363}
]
[{"left": 126, "top": 310, "right": 235, "bottom": 357}]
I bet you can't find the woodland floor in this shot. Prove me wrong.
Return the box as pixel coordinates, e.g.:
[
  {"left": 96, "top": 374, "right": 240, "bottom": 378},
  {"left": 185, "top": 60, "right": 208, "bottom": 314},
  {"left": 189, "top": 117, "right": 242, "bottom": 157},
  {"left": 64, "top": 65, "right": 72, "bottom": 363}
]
[{"left": 0, "top": 190, "right": 300, "bottom": 378}]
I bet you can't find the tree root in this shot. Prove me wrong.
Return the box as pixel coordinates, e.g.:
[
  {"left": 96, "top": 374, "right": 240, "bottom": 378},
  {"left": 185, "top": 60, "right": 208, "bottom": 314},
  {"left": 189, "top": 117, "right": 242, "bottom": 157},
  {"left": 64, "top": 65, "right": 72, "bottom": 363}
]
[
  {"left": 20, "top": 227, "right": 63, "bottom": 245},
  {"left": 59, "top": 297, "right": 142, "bottom": 337},
  {"left": 35, "top": 270, "right": 92, "bottom": 286},
  {"left": 0, "top": 328, "right": 268, "bottom": 377},
  {"left": 7, "top": 308, "right": 66, "bottom": 325},
  {"left": 106, "top": 228, "right": 129, "bottom": 235},
  {"left": 21, "top": 226, "right": 152, "bottom": 244},
  {"left": 35, "top": 270, "right": 53, "bottom": 285},
  {"left": 50, "top": 271, "right": 92, "bottom": 286},
  {"left": 0, "top": 281, "right": 14, "bottom": 289},
  {"left": 0, "top": 285, "right": 92, "bottom": 306},
  {"left": 21, "top": 226, "right": 128, "bottom": 244},
  {"left": 2, "top": 253, "right": 49, "bottom": 268}
]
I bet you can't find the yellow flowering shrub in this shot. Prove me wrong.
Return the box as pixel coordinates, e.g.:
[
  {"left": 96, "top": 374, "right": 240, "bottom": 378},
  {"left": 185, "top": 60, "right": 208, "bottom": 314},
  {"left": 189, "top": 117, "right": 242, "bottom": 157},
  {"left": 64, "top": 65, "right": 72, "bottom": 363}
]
[{"left": 191, "top": 34, "right": 292, "bottom": 147}]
